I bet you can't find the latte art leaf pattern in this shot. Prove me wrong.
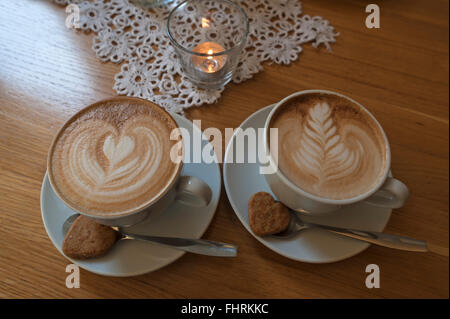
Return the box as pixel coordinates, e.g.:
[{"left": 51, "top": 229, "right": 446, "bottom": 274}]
[
  {"left": 274, "top": 96, "right": 385, "bottom": 200},
  {"left": 293, "top": 102, "right": 364, "bottom": 184}
]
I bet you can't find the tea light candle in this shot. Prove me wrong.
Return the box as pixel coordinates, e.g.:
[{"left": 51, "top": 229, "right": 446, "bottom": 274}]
[
  {"left": 191, "top": 42, "right": 227, "bottom": 73},
  {"left": 167, "top": 1, "right": 248, "bottom": 89}
]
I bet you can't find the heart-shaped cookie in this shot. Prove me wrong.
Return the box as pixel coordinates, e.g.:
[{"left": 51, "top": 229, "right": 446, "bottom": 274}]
[
  {"left": 62, "top": 215, "right": 119, "bottom": 259},
  {"left": 248, "top": 192, "right": 291, "bottom": 236}
]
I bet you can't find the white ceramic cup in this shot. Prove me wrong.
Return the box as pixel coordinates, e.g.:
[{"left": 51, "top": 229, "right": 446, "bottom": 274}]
[
  {"left": 47, "top": 97, "right": 212, "bottom": 227},
  {"left": 263, "top": 90, "right": 409, "bottom": 215}
]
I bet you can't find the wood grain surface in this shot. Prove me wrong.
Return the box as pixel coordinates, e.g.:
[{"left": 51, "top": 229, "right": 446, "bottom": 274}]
[{"left": 0, "top": 0, "right": 448, "bottom": 298}]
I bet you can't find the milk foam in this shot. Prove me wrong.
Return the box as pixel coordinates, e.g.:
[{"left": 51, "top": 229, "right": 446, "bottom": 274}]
[
  {"left": 50, "top": 101, "right": 181, "bottom": 216},
  {"left": 271, "top": 95, "right": 386, "bottom": 200}
]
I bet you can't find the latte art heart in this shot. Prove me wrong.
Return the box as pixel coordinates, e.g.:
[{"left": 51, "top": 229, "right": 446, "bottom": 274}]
[
  {"left": 103, "top": 135, "right": 135, "bottom": 167},
  {"left": 271, "top": 94, "right": 386, "bottom": 200},
  {"left": 50, "top": 101, "right": 180, "bottom": 216},
  {"left": 68, "top": 120, "right": 164, "bottom": 193}
]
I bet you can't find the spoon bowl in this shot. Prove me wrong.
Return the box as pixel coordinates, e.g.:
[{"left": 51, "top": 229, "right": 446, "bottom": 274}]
[
  {"left": 271, "top": 211, "right": 308, "bottom": 239},
  {"left": 62, "top": 213, "right": 80, "bottom": 237}
]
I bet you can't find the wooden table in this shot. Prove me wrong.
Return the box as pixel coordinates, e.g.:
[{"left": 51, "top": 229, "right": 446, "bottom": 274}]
[{"left": 0, "top": 0, "right": 448, "bottom": 298}]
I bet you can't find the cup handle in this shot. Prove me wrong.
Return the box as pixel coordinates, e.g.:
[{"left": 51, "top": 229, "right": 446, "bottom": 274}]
[
  {"left": 364, "top": 177, "right": 409, "bottom": 208},
  {"left": 175, "top": 176, "right": 212, "bottom": 207}
]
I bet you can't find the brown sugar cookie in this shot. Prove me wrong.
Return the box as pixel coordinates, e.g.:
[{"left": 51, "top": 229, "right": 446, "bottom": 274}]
[
  {"left": 248, "top": 192, "right": 291, "bottom": 236},
  {"left": 62, "top": 215, "right": 119, "bottom": 259}
]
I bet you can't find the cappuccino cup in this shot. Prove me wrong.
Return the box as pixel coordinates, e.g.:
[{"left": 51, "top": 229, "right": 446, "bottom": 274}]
[
  {"left": 263, "top": 90, "right": 409, "bottom": 215},
  {"left": 47, "top": 97, "right": 211, "bottom": 226}
]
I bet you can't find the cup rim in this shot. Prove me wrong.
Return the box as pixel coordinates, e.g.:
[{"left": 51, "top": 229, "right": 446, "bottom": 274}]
[
  {"left": 166, "top": 0, "right": 249, "bottom": 57},
  {"left": 264, "top": 89, "right": 392, "bottom": 205},
  {"left": 47, "top": 96, "right": 184, "bottom": 220}
]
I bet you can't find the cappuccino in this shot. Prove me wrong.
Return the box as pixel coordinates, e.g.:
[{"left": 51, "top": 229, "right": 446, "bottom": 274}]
[
  {"left": 48, "top": 98, "right": 182, "bottom": 216},
  {"left": 270, "top": 93, "right": 387, "bottom": 200}
]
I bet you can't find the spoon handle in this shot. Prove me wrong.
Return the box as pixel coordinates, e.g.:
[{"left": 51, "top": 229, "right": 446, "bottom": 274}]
[
  {"left": 121, "top": 232, "right": 238, "bottom": 257},
  {"left": 304, "top": 223, "right": 428, "bottom": 252}
]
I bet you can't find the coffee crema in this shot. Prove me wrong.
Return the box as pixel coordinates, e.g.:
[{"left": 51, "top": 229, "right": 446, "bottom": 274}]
[
  {"left": 270, "top": 93, "right": 387, "bottom": 200},
  {"left": 49, "top": 99, "right": 182, "bottom": 216}
]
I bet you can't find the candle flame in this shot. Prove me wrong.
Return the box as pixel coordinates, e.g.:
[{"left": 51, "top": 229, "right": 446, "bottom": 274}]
[
  {"left": 207, "top": 49, "right": 214, "bottom": 71},
  {"left": 191, "top": 42, "right": 227, "bottom": 74},
  {"left": 201, "top": 18, "right": 210, "bottom": 28}
]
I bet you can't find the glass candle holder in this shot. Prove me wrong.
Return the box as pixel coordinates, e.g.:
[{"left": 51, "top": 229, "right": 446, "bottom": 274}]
[{"left": 167, "top": 0, "right": 249, "bottom": 89}]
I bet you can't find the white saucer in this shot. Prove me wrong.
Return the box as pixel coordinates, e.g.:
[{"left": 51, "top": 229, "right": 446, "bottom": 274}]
[
  {"left": 41, "top": 113, "right": 221, "bottom": 277},
  {"left": 223, "top": 104, "right": 392, "bottom": 263}
]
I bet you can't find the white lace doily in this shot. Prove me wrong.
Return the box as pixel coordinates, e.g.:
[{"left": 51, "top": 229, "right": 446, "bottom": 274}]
[{"left": 56, "top": 0, "right": 338, "bottom": 113}]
